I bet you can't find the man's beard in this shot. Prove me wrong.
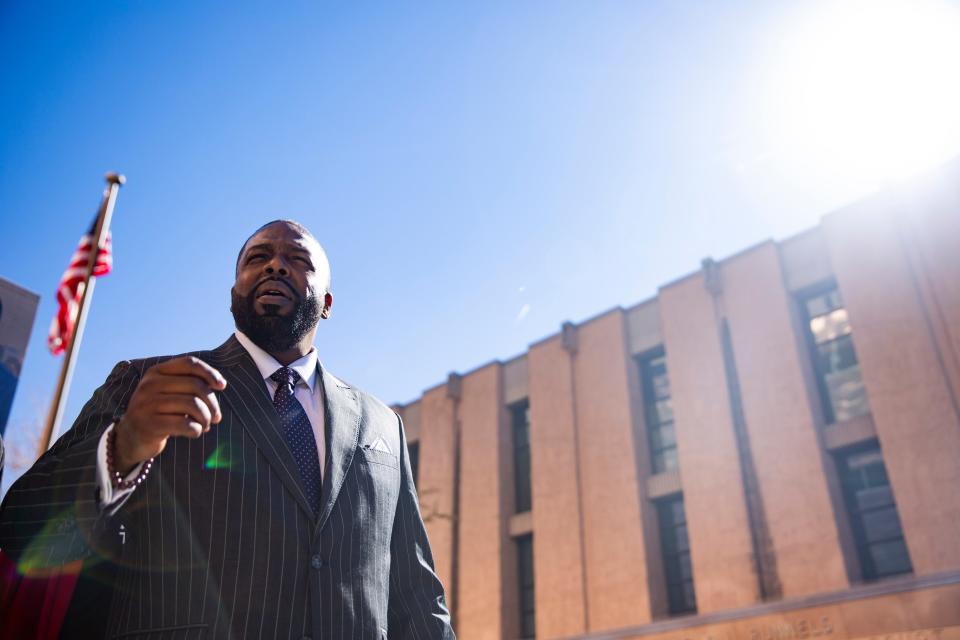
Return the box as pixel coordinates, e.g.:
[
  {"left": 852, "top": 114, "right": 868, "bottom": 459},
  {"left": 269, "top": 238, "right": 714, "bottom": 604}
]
[{"left": 230, "top": 286, "right": 322, "bottom": 353}]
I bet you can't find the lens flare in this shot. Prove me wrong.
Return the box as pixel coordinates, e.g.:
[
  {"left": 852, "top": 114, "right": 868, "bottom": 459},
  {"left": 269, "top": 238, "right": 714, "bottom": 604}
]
[
  {"left": 15, "top": 510, "right": 89, "bottom": 578},
  {"left": 205, "top": 442, "right": 238, "bottom": 470},
  {"left": 763, "top": 0, "right": 960, "bottom": 197}
]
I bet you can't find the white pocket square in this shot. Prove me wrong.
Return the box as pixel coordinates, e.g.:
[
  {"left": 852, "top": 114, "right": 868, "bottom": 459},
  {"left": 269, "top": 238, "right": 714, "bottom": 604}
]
[{"left": 366, "top": 436, "right": 393, "bottom": 455}]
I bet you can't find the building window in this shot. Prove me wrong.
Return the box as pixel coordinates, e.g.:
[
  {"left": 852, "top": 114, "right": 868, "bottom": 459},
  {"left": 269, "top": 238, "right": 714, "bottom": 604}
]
[
  {"left": 517, "top": 535, "right": 536, "bottom": 639},
  {"left": 638, "top": 347, "right": 678, "bottom": 473},
  {"left": 408, "top": 441, "right": 420, "bottom": 489},
  {"left": 656, "top": 495, "right": 697, "bottom": 615},
  {"left": 837, "top": 444, "right": 912, "bottom": 581},
  {"left": 510, "top": 399, "right": 532, "bottom": 513},
  {"left": 800, "top": 284, "right": 870, "bottom": 423}
]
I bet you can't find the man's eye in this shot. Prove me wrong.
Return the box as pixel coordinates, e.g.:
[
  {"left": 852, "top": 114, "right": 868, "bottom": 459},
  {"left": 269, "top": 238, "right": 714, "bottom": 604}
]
[
  {"left": 247, "top": 254, "right": 266, "bottom": 263},
  {"left": 294, "top": 256, "right": 310, "bottom": 264}
]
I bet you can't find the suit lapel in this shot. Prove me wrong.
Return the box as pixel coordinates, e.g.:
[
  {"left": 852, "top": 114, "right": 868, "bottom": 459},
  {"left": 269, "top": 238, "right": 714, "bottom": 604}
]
[
  {"left": 316, "top": 364, "right": 361, "bottom": 534},
  {"left": 206, "top": 336, "right": 315, "bottom": 519}
]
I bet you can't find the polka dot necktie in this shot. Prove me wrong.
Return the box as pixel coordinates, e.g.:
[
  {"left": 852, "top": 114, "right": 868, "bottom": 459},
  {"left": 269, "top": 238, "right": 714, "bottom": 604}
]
[{"left": 270, "top": 367, "right": 323, "bottom": 514}]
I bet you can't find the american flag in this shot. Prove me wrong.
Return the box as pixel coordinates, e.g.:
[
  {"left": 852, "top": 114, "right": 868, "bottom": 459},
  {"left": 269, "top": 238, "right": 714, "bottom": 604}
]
[{"left": 47, "top": 215, "right": 113, "bottom": 355}]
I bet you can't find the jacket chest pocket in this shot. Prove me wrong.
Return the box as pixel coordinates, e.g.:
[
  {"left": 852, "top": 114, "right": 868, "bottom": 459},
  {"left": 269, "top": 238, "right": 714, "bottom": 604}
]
[
  {"left": 348, "top": 447, "right": 401, "bottom": 532},
  {"left": 360, "top": 446, "right": 399, "bottom": 470}
]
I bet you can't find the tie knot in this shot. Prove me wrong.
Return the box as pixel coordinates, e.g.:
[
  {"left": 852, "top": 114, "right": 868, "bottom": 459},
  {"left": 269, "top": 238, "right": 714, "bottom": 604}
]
[{"left": 270, "top": 366, "right": 300, "bottom": 389}]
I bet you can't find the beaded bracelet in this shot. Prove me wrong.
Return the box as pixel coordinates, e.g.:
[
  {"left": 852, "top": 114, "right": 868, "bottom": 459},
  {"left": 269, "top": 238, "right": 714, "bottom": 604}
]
[{"left": 106, "top": 426, "right": 154, "bottom": 490}]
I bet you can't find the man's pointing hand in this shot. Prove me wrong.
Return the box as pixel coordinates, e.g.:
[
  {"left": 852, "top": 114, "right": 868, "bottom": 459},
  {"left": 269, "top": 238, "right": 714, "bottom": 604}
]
[{"left": 114, "top": 356, "right": 227, "bottom": 473}]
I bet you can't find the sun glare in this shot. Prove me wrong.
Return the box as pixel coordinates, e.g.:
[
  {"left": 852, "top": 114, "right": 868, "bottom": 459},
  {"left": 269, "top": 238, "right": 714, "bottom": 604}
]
[{"left": 765, "top": 0, "right": 960, "bottom": 195}]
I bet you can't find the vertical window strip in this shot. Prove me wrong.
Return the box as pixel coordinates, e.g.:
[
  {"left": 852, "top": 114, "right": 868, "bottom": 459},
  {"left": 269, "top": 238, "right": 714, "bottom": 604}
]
[
  {"left": 656, "top": 495, "right": 697, "bottom": 615},
  {"left": 638, "top": 347, "right": 678, "bottom": 473},
  {"left": 837, "top": 444, "right": 912, "bottom": 580},
  {"left": 517, "top": 535, "right": 536, "bottom": 638},
  {"left": 510, "top": 399, "right": 532, "bottom": 513},
  {"left": 798, "top": 284, "right": 871, "bottom": 424}
]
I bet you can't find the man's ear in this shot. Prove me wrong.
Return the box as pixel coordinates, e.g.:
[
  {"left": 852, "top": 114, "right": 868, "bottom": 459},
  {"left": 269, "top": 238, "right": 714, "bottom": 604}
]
[{"left": 321, "top": 292, "right": 333, "bottom": 319}]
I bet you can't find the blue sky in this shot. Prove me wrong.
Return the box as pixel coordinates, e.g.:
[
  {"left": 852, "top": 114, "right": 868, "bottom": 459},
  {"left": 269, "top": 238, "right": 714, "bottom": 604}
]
[{"left": 3, "top": 0, "right": 959, "bottom": 489}]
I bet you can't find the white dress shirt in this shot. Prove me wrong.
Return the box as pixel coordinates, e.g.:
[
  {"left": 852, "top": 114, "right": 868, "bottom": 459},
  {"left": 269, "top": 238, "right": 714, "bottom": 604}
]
[{"left": 97, "top": 331, "right": 326, "bottom": 509}]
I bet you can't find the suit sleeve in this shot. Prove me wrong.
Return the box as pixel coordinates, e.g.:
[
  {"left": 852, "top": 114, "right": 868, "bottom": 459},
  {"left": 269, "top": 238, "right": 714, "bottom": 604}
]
[
  {"left": 387, "top": 412, "right": 456, "bottom": 639},
  {"left": 0, "top": 361, "right": 142, "bottom": 566}
]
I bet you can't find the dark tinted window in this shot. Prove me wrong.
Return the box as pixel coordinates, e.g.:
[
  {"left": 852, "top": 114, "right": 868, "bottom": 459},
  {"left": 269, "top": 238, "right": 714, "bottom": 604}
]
[
  {"left": 656, "top": 495, "right": 697, "bottom": 615},
  {"left": 638, "top": 348, "right": 678, "bottom": 473},
  {"left": 511, "top": 399, "right": 532, "bottom": 513},
  {"left": 837, "top": 444, "right": 912, "bottom": 580},
  {"left": 517, "top": 535, "right": 536, "bottom": 638}
]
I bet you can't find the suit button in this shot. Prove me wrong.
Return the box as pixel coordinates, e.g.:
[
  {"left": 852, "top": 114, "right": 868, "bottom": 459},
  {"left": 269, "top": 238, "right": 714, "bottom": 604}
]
[{"left": 311, "top": 554, "right": 323, "bottom": 570}]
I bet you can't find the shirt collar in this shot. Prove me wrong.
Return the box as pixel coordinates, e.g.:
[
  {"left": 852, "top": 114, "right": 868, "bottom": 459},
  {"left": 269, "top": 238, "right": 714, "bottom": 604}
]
[{"left": 234, "top": 330, "right": 319, "bottom": 392}]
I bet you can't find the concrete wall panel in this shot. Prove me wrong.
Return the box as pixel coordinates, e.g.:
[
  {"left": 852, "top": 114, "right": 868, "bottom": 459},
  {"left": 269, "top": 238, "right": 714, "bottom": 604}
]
[
  {"left": 626, "top": 299, "right": 662, "bottom": 356},
  {"left": 779, "top": 227, "right": 834, "bottom": 294},
  {"left": 418, "top": 385, "right": 458, "bottom": 607},
  {"left": 399, "top": 400, "right": 421, "bottom": 443},
  {"left": 503, "top": 355, "right": 529, "bottom": 406},
  {"left": 901, "top": 169, "right": 960, "bottom": 408},
  {"left": 457, "top": 364, "right": 510, "bottom": 640},
  {"left": 722, "top": 243, "right": 848, "bottom": 597},
  {"left": 574, "top": 310, "right": 653, "bottom": 630},
  {"left": 659, "top": 274, "right": 758, "bottom": 613},
  {"left": 528, "top": 336, "right": 588, "bottom": 638}
]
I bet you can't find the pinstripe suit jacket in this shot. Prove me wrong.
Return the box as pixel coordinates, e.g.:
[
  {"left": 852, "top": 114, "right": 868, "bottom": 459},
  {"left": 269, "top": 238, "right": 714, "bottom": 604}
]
[{"left": 0, "top": 336, "right": 455, "bottom": 639}]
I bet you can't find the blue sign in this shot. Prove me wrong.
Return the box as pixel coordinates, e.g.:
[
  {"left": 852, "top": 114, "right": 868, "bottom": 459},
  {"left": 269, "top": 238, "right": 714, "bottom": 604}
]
[{"left": 0, "top": 277, "right": 39, "bottom": 436}]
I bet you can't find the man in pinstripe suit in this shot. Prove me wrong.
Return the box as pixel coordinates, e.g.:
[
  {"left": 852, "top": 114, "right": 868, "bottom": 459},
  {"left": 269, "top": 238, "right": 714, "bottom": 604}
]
[{"left": 0, "top": 220, "right": 456, "bottom": 639}]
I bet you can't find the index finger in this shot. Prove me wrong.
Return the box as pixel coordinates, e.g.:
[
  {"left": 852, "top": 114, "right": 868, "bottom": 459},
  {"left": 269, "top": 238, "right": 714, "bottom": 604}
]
[{"left": 154, "top": 356, "right": 227, "bottom": 389}]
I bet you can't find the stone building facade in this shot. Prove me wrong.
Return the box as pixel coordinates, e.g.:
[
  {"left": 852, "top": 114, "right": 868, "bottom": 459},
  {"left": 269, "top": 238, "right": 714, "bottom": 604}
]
[{"left": 395, "top": 159, "right": 960, "bottom": 640}]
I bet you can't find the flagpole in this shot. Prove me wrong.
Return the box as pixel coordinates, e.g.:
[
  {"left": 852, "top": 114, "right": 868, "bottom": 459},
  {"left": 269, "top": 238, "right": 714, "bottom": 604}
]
[{"left": 38, "top": 172, "right": 125, "bottom": 456}]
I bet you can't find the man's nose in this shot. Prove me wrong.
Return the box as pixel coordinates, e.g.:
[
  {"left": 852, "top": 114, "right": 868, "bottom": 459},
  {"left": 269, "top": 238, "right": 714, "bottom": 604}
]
[{"left": 264, "top": 256, "right": 289, "bottom": 276}]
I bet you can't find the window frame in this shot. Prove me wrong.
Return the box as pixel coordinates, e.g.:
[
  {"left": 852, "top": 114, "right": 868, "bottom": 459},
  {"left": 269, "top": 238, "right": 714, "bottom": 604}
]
[
  {"left": 509, "top": 398, "right": 533, "bottom": 514},
  {"left": 516, "top": 534, "right": 536, "bottom": 639},
  {"left": 637, "top": 346, "right": 678, "bottom": 474},
  {"left": 835, "top": 441, "right": 912, "bottom": 581},
  {"left": 655, "top": 494, "right": 697, "bottom": 615},
  {"left": 796, "top": 280, "right": 868, "bottom": 425}
]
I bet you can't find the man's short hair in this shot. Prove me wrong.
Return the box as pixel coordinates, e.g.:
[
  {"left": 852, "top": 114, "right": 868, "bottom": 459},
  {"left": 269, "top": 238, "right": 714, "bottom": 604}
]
[{"left": 235, "top": 219, "right": 330, "bottom": 290}]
